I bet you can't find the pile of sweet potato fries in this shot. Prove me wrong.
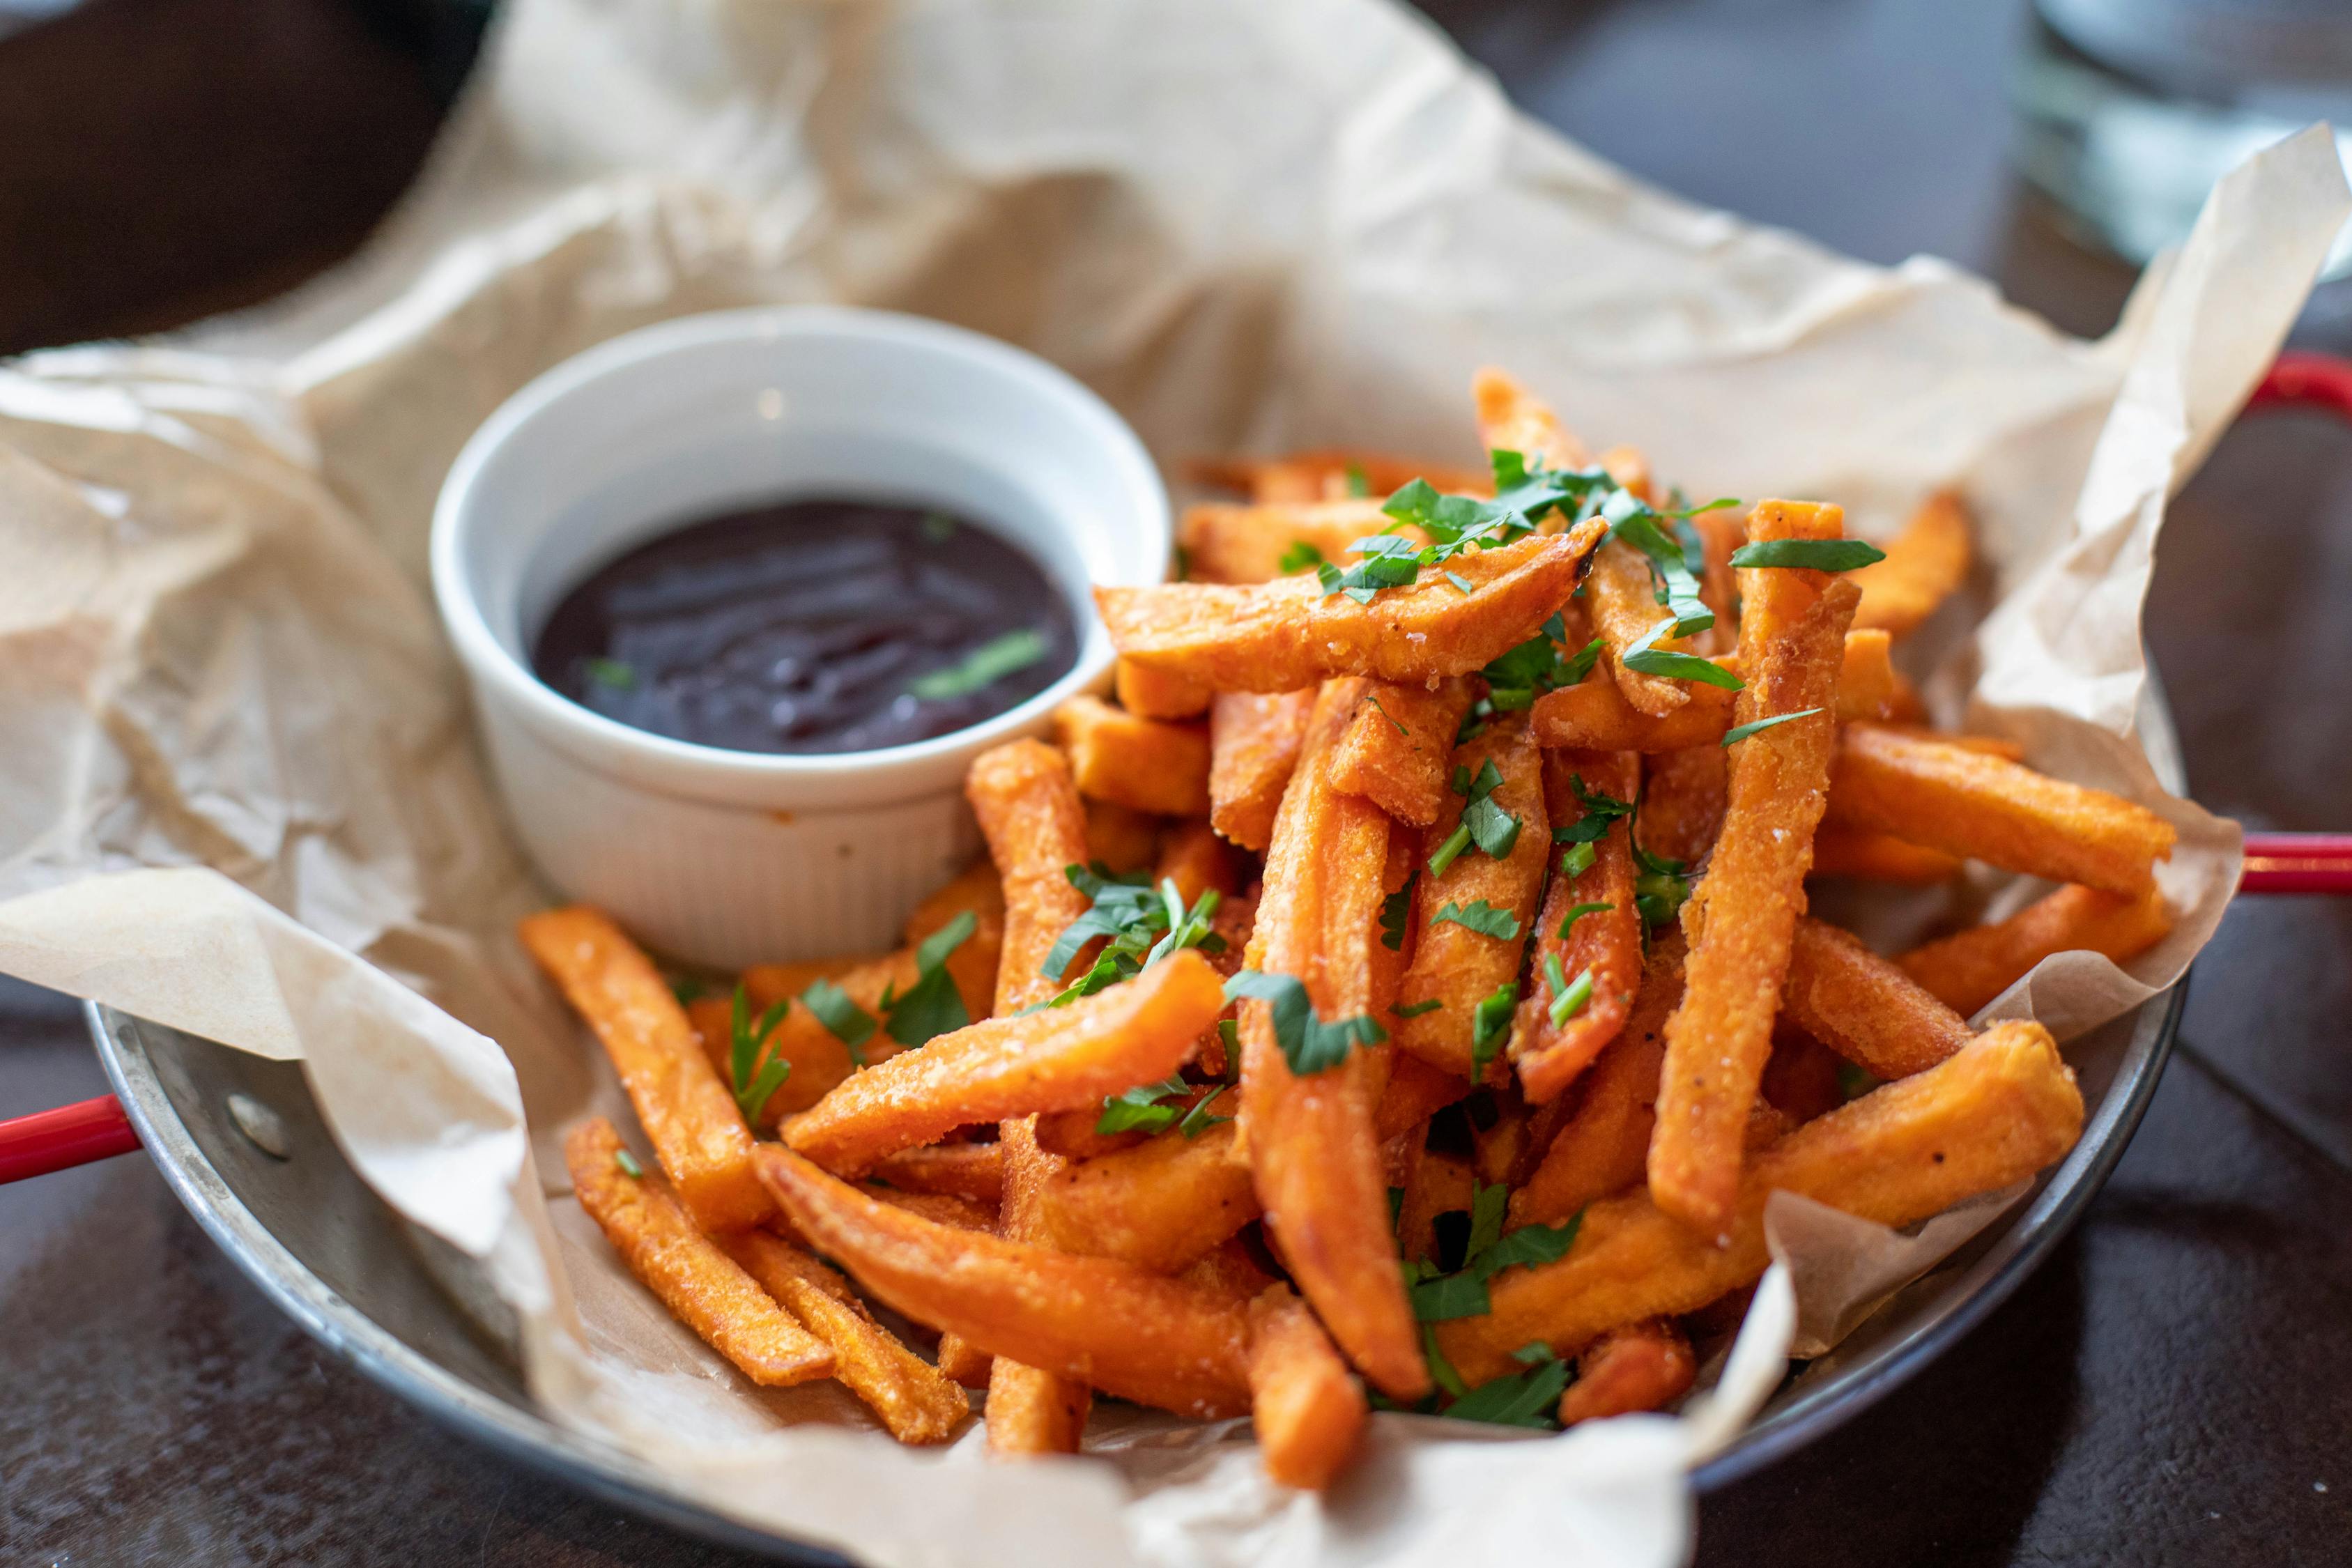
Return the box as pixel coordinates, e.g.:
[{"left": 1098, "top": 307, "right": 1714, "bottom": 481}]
[{"left": 525, "top": 371, "right": 2176, "bottom": 1489}]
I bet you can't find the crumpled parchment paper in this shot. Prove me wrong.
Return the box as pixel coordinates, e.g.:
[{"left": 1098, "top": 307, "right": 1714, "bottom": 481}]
[{"left": 0, "top": 1, "right": 2342, "bottom": 1562}]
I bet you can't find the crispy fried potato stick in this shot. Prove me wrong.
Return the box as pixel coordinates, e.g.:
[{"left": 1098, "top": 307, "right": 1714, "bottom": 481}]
[
  {"left": 1177, "top": 499, "right": 1411, "bottom": 585},
  {"left": 1558, "top": 1320, "right": 1697, "bottom": 1426},
  {"left": 784, "top": 950, "right": 1224, "bottom": 1175},
  {"left": 1512, "top": 749, "right": 1644, "bottom": 1103},
  {"left": 868, "top": 1141, "right": 1003, "bottom": 1203},
  {"left": 1395, "top": 1145, "right": 1475, "bottom": 1265},
  {"left": 1247, "top": 1284, "right": 1367, "bottom": 1490},
  {"left": 1325, "top": 677, "right": 1475, "bottom": 826},
  {"left": 1847, "top": 490, "right": 1970, "bottom": 636},
  {"left": 1588, "top": 537, "right": 1700, "bottom": 717},
  {"left": 565, "top": 1119, "right": 831, "bottom": 1384},
  {"left": 1528, "top": 631, "right": 1887, "bottom": 751},
  {"left": 757, "top": 1146, "right": 1253, "bottom": 1418},
  {"left": 1056, "top": 695, "right": 1212, "bottom": 817},
  {"left": 1242, "top": 684, "right": 1427, "bottom": 1399},
  {"left": 1392, "top": 716, "right": 1551, "bottom": 1079},
  {"left": 1374, "top": 1053, "right": 1473, "bottom": 1143},
  {"left": 1116, "top": 657, "right": 1212, "bottom": 721},
  {"left": 1808, "top": 826, "right": 1962, "bottom": 884},
  {"left": 1690, "top": 509, "right": 1744, "bottom": 656},
  {"left": 1190, "top": 450, "right": 1490, "bottom": 505},
  {"left": 1156, "top": 817, "right": 1243, "bottom": 905},
  {"left": 1650, "top": 502, "right": 1859, "bottom": 1239},
  {"left": 1760, "top": 1029, "right": 1848, "bottom": 1124},
  {"left": 1637, "top": 747, "right": 1730, "bottom": 869},
  {"left": 1208, "top": 689, "right": 1316, "bottom": 852},
  {"left": 1083, "top": 799, "right": 1160, "bottom": 875},
  {"left": 1826, "top": 725, "right": 2176, "bottom": 898},
  {"left": 1898, "top": 883, "right": 2173, "bottom": 1016},
  {"left": 983, "top": 1117, "right": 1091, "bottom": 1450},
  {"left": 721, "top": 1230, "right": 971, "bottom": 1443},
  {"left": 1473, "top": 366, "right": 1590, "bottom": 470},
  {"left": 968, "top": 739, "right": 1093, "bottom": 1015},
  {"left": 523, "top": 909, "right": 771, "bottom": 1233},
  {"left": 1099, "top": 528, "right": 1603, "bottom": 693},
  {"left": 1509, "top": 932, "right": 1684, "bottom": 1229},
  {"left": 1443, "top": 1020, "right": 2083, "bottom": 1382},
  {"left": 1034, "top": 1120, "right": 1261, "bottom": 1272},
  {"left": 1783, "top": 916, "right": 1974, "bottom": 1079},
  {"left": 861, "top": 1183, "right": 1000, "bottom": 1233}
]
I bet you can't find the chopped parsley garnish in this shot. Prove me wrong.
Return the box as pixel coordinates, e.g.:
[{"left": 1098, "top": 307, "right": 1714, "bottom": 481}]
[
  {"left": 727, "top": 983, "right": 793, "bottom": 1125},
  {"left": 1178, "top": 1086, "right": 1231, "bottom": 1137},
  {"left": 1404, "top": 1183, "right": 1583, "bottom": 1322},
  {"left": 1443, "top": 1343, "right": 1574, "bottom": 1429},
  {"left": 1216, "top": 1017, "right": 1240, "bottom": 1063},
  {"left": 1601, "top": 488, "right": 1720, "bottom": 637},
  {"left": 1460, "top": 760, "right": 1521, "bottom": 858},
  {"left": 877, "top": 909, "right": 976, "bottom": 1047},
  {"left": 1551, "top": 773, "right": 1630, "bottom": 876},
  {"left": 1729, "top": 538, "right": 1888, "bottom": 571},
  {"left": 1344, "top": 464, "right": 1372, "bottom": 497},
  {"left": 1277, "top": 539, "right": 1326, "bottom": 574},
  {"left": 1470, "top": 981, "right": 1517, "bottom": 1080},
  {"left": 799, "top": 977, "right": 877, "bottom": 1066},
  {"left": 920, "top": 510, "right": 958, "bottom": 541},
  {"left": 1431, "top": 899, "right": 1522, "bottom": 940},
  {"left": 1314, "top": 447, "right": 1629, "bottom": 604},
  {"left": 1477, "top": 613, "right": 1589, "bottom": 712},
  {"left": 1365, "top": 693, "right": 1409, "bottom": 735},
  {"left": 668, "top": 974, "right": 709, "bottom": 1007},
  {"left": 1622, "top": 615, "right": 1745, "bottom": 690},
  {"left": 613, "top": 1148, "right": 645, "bottom": 1178},
  {"left": 1097, "top": 1074, "right": 1192, "bottom": 1135},
  {"left": 1632, "top": 842, "right": 1693, "bottom": 930},
  {"left": 1558, "top": 841, "right": 1597, "bottom": 879},
  {"left": 1836, "top": 1061, "right": 1881, "bottom": 1101},
  {"left": 1722, "top": 707, "right": 1824, "bottom": 746},
  {"left": 908, "top": 629, "right": 1049, "bottom": 700},
  {"left": 1040, "top": 867, "right": 1225, "bottom": 1006},
  {"left": 1558, "top": 635, "right": 1606, "bottom": 686},
  {"left": 1392, "top": 998, "right": 1443, "bottom": 1019},
  {"left": 1224, "top": 970, "right": 1388, "bottom": 1074},
  {"left": 585, "top": 656, "right": 637, "bottom": 691},
  {"left": 1555, "top": 900, "right": 1613, "bottom": 938},
  {"left": 1379, "top": 871, "right": 1417, "bottom": 952},
  {"left": 1543, "top": 955, "right": 1595, "bottom": 1029}
]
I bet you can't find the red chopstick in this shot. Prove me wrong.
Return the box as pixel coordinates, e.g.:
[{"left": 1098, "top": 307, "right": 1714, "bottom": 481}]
[{"left": 2239, "top": 831, "right": 2352, "bottom": 895}]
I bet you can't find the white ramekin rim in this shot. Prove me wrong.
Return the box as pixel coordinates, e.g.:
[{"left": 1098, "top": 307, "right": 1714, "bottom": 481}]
[{"left": 429, "top": 305, "right": 1170, "bottom": 811}]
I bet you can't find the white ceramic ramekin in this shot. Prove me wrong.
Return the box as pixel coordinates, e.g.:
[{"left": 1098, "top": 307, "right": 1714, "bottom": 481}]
[{"left": 431, "top": 307, "right": 1169, "bottom": 969}]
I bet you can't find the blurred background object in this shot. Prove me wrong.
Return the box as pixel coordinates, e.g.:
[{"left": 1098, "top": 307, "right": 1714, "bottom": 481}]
[{"left": 2016, "top": 0, "right": 2352, "bottom": 277}]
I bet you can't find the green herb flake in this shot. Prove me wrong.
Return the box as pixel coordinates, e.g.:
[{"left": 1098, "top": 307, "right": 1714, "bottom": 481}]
[
  {"left": 668, "top": 974, "right": 710, "bottom": 1007},
  {"left": 799, "top": 977, "right": 878, "bottom": 1067},
  {"left": 1621, "top": 617, "right": 1744, "bottom": 691},
  {"left": 1177, "top": 1085, "right": 1231, "bottom": 1137},
  {"left": 1441, "top": 1346, "right": 1572, "bottom": 1429},
  {"left": 1391, "top": 998, "right": 1443, "bottom": 1019},
  {"left": 1366, "top": 693, "right": 1408, "bottom": 736},
  {"left": 908, "top": 629, "right": 1050, "bottom": 700},
  {"left": 1544, "top": 960, "right": 1595, "bottom": 1029},
  {"left": 1379, "top": 871, "right": 1418, "bottom": 952},
  {"left": 614, "top": 1148, "right": 645, "bottom": 1178},
  {"left": 1836, "top": 1061, "right": 1881, "bottom": 1102},
  {"left": 1430, "top": 900, "right": 1522, "bottom": 940},
  {"left": 584, "top": 656, "right": 637, "bottom": 691},
  {"left": 1470, "top": 982, "right": 1517, "bottom": 1081},
  {"left": 882, "top": 909, "right": 978, "bottom": 1047},
  {"left": 1632, "top": 842, "right": 1693, "bottom": 930},
  {"left": 1729, "top": 538, "right": 1889, "bottom": 571},
  {"left": 1426, "top": 822, "right": 1475, "bottom": 879},
  {"left": 920, "top": 510, "right": 958, "bottom": 541},
  {"left": 1555, "top": 900, "right": 1612, "bottom": 938},
  {"left": 1277, "top": 539, "right": 1327, "bottom": 574},
  {"left": 1721, "top": 707, "right": 1824, "bottom": 746},
  {"left": 1224, "top": 969, "right": 1388, "bottom": 1074},
  {"left": 1344, "top": 463, "right": 1372, "bottom": 498},
  {"left": 1040, "top": 869, "right": 1225, "bottom": 1006},
  {"left": 728, "top": 983, "right": 794, "bottom": 1125},
  {"left": 1408, "top": 1187, "right": 1583, "bottom": 1328},
  {"left": 1558, "top": 840, "right": 1596, "bottom": 880},
  {"left": 1098, "top": 1074, "right": 1190, "bottom": 1135}
]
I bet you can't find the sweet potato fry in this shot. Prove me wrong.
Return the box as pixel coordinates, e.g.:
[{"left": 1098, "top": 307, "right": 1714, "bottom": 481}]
[
  {"left": 1898, "top": 883, "right": 2174, "bottom": 1016},
  {"left": 867, "top": 1140, "right": 1003, "bottom": 1203},
  {"left": 1760, "top": 1029, "right": 1847, "bottom": 1124},
  {"left": 1557, "top": 1321, "right": 1696, "bottom": 1426},
  {"left": 1208, "top": 689, "right": 1316, "bottom": 852},
  {"left": 1084, "top": 799, "right": 1160, "bottom": 875},
  {"left": 1509, "top": 932, "right": 1683, "bottom": 1229},
  {"left": 1473, "top": 366, "right": 1589, "bottom": 470},
  {"left": 1395, "top": 1144, "right": 1475, "bottom": 1265},
  {"left": 1155, "top": 817, "right": 1243, "bottom": 906},
  {"left": 1783, "top": 916, "right": 1974, "bottom": 1079},
  {"left": 1393, "top": 716, "right": 1551, "bottom": 1079},
  {"left": 1116, "top": 657, "right": 1212, "bottom": 721},
  {"left": 1247, "top": 1285, "right": 1367, "bottom": 1490},
  {"left": 1512, "top": 749, "right": 1643, "bottom": 1102},
  {"left": 1690, "top": 508, "right": 1744, "bottom": 656},
  {"left": 1636, "top": 746, "right": 1730, "bottom": 868},
  {"left": 982, "top": 1116, "right": 1089, "bottom": 1449},
  {"left": 523, "top": 909, "right": 770, "bottom": 1233},
  {"left": 784, "top": 950, "right": 1225, "bottom": 1175},
  {"left": 721, "top": 1229, "right": 971, "bottom": 1443},
  {"left": 1588, "top": 537, "right": 1699, "bottom": 717},
  {"left": 565, "top": 1119, "right": 831, "bottom": 1385},
  {"left": 1034, "top": 1120, "right": 1261, "bottom": 1272},
  {"left": 967, "top": 739, "right": 1093, "bottom": 1015},
  {"left": 1826, "top": 725, "right": 2176, "bottom": 898},
  {"left": 1099, "top": 527, "right": 1604, "bottom": 694},
  {"left": 1241, "top": 684, "right": 1427, "bottom": 1399},
  {"left": 757, "top": 1147, "right": 1253, "bottom": 1418},
  {"left": 1808, "top": 826, "right": 1962, "bottom": 884},
  {"left": 1374, "top": 1052, "right": 1473, "bottom": 1143},
  {"left": 1651, "top": 502, "right": 1859, "bottom": 1239},
  {"left": 1177, "top": 499, "right": 1404, "bottom": 584},
  {"left": 1190, "top": 452, "right": 1489, "bottom": 505},
  {"left": 1848, "top": 489, "right": 1970, "bottom": 636},
  {"left": 1442, "top": 1020, "right": 2084, "bottom": 1382},
  {"left": 1530, "top": 631, "right": 1886, "bottom": 751},
  {"left": 1056, "top": 695, "right": 1212, "bottom": 817},
  {"left": 861, "top": 1183, "right": 1000, "bottom": 1233},
  {"left": 1325, "top": 677, "right": 1475, "bottom": 825}
]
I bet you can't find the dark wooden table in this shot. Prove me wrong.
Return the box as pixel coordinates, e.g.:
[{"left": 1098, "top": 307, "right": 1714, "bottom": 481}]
[{"left": 5, "top": 1, "right": 2350, "bottom": 1562}]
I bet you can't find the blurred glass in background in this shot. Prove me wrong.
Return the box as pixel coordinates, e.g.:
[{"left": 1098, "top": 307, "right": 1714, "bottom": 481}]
[{"left": 2017, "top": 0, "right": 2352, "bottom": 277}]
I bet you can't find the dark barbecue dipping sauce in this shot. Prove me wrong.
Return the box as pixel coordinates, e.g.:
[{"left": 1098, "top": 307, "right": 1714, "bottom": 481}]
[{"left": 532, "top": 498, "right": 1078, "bottom": 755}]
